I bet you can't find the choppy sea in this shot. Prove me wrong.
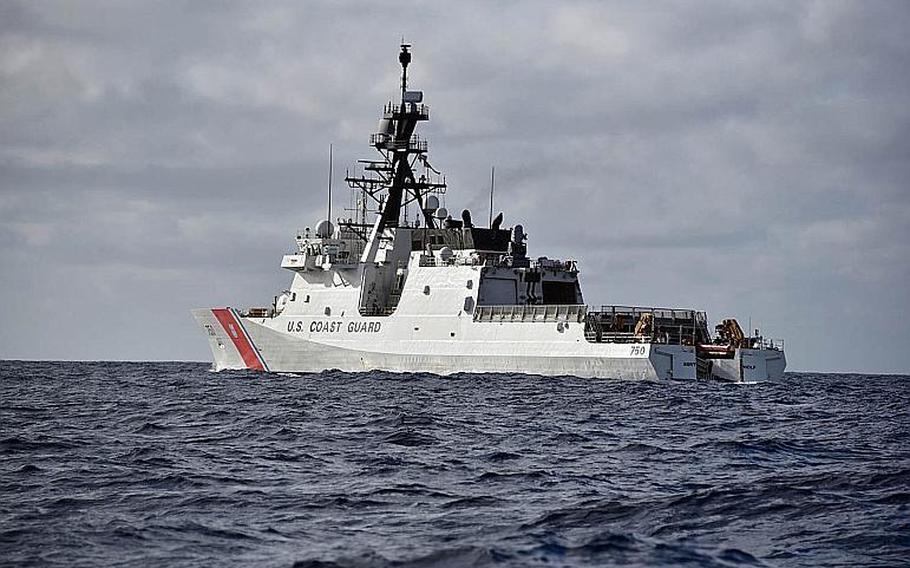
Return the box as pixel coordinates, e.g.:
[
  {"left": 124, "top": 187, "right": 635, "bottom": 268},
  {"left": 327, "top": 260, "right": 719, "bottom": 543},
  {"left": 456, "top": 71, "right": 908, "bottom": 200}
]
[{"left": 1, "top": 362, "right": 908, "bottom": 567}]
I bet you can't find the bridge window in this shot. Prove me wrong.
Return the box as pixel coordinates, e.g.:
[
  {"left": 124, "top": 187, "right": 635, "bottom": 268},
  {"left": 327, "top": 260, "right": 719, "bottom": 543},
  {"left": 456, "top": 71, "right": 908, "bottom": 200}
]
[
  {"left": 478, "top": 277, "right": 517, "bottom": 305},
  {"left": 542, "top": 281, "right": 577, "bottom": 304}
]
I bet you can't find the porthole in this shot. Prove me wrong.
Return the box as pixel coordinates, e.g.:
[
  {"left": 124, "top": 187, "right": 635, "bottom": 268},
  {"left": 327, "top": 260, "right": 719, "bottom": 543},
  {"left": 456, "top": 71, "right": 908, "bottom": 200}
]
[
  {"left": 466, "top": 280, "right": 473, "bottom": 289},
  {"left": 423, "top": 285, "right": 431, "bottom": 295},
  {"left": 324, "top": 307, "right": 331, "bottom": 316}
]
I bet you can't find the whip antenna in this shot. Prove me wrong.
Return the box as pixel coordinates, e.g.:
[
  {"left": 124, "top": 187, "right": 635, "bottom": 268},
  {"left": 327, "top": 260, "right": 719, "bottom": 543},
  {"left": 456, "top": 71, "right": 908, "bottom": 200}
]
[
  {"left": 489, "top": 165, "right": 495, "bottom": 227},
  {"left": 327, "top": 143, "right": 333, "bottom": 223}
]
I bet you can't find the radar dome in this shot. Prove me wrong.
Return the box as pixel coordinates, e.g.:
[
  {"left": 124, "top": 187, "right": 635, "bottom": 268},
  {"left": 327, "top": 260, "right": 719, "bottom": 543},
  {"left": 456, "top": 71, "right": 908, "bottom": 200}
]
[
  {"left": 434, "top": 207, "right": 448, "bottom": 219},
  {"left": 439, "top": 246, "right": 453, "bottom": 262},
  {"left": 424, "top": 195, "right": 440, "bottom": 211},
  {"left": 315, "top": 220, "right": 335, "bottom": 238}
]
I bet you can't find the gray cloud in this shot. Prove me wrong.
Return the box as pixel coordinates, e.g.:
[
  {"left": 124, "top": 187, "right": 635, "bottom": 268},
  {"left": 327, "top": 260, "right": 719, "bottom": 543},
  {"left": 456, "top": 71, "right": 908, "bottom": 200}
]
[{"left": 1, "top": 0, "right": 908, "bottom": 372}]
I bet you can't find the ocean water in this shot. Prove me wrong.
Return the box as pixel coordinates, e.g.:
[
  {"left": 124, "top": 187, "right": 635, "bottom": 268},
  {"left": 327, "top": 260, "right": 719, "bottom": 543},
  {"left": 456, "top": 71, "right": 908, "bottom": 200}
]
[{"left": 1, "top": 362, "right": 907, "bottom": 567}]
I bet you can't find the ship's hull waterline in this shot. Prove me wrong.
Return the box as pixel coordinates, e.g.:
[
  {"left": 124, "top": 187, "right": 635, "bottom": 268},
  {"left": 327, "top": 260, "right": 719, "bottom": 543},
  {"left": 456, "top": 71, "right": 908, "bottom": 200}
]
[{"left": 193, "top": 308, "right": 785, "bottom": 381}]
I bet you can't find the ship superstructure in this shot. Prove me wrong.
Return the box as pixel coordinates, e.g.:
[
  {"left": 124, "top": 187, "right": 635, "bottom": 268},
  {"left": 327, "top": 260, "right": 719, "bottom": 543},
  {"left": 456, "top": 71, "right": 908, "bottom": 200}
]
[{"left": 192, "top": 45, "right": 786, "bottom": 381}]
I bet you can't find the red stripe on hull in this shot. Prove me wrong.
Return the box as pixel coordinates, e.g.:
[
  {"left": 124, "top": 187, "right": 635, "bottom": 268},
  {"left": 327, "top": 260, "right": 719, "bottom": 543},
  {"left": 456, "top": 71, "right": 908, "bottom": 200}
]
[{"left": 212, "top": 308, "right": 265, "bottom": 371}]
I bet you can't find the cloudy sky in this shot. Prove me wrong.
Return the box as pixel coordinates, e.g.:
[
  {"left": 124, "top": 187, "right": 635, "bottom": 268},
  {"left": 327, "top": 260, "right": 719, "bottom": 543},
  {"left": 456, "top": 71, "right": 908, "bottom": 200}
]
[{"left": 1, "top": 1, "right": 908, "bottom": 373}]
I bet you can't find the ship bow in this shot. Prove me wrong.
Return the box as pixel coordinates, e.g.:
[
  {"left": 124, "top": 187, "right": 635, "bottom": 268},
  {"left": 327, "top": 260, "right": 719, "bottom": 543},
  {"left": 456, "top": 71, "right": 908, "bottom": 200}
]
[{"left": 192, "top": 308, "right": 268, "bottom": 372}]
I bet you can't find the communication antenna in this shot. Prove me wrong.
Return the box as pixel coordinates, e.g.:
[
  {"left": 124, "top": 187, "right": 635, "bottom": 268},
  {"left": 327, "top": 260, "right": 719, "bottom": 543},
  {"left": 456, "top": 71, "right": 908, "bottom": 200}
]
[
  {"left": 488, "top": 165, "right": 495, "bottom": 227},
  {"left": 327, "top": 143, "right": 334, "bottom": 223},
  {"left": 399, "top": 39, "right": 411, "bottom": 103}
]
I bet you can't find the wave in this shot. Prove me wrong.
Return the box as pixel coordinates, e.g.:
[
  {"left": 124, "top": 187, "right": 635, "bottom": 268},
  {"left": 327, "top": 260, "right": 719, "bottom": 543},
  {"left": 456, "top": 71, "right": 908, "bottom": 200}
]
[{"left": 1, "top": 362, "right": 907, "bottom": 567}]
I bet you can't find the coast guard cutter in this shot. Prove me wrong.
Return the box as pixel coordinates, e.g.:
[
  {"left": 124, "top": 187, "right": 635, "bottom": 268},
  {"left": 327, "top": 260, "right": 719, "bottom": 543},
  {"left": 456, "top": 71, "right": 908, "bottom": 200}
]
[{"left": 193, "top": 44, "right": 786, "bottom": 381}]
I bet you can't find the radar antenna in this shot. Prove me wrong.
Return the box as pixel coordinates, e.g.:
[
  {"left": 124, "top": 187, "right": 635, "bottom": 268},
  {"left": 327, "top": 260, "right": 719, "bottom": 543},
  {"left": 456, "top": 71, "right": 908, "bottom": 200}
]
[
  {"left": 399, "top": 42, "right": 411, "bottom": 102},
  {"left": 342, "top": 43, "right": 447, "bottom": 240}
]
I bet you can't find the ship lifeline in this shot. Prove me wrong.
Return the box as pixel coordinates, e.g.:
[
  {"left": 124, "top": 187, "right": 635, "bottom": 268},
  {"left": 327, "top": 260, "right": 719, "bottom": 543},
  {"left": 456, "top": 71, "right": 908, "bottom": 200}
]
[{"left": 192, "top": 44, "right": 786, "bottom": 381}]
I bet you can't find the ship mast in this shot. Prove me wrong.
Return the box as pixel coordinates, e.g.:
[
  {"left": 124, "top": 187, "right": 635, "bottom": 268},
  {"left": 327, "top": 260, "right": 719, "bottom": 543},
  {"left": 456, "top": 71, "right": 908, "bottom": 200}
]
[{"left": 343, "top": 43, "right": 447, "bottom": 249}]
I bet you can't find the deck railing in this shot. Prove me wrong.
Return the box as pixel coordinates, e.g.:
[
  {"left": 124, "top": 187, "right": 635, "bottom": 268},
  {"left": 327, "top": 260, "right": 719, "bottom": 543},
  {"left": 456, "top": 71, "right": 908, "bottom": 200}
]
[
  {"left": 473, "top": 304, "right": 587, "bottom": 323},
  {"left": 358, "top": 306, "right": 397, "bottom": 317},
  {"left": 756, "top": 338, "right": 785, "bottom": 351},
  {"left": 369, "top": 133, "right": 427, "bottom": 152},
  {"left": 589, "top": 305, "right": 706, "bottom": 322},
  {"left": 417, "top": 254, "right": 483, "bottom": 268},
  {"left": 582, "top": 331, "right": 651, "bottom": 344},
  {"left": 383, "top": 102, "right": 430, "bottom": 120}
]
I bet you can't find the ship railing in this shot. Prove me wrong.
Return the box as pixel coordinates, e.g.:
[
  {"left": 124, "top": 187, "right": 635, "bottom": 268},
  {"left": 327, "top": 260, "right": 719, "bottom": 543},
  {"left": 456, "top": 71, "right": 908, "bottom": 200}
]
[
  {"left": 358, "top": 306, "right": 397, "bottom": 317},
  {"left": 583, "top": 330, "right": 650, "bottom": 344},
  {"left": 703, "top": 337, "right": 786, "bottom": 351},
  {"left": 417, "top": 255, "right": 482, "bottom": 268},
  {"left": 370, "top": 133, "right": 428, "bottom": 152},
  {"left": 757, "top": 338, "right": 785, "bottom": 351},
  {"left": 383, "top": 102, "right": 430, "bottom": 120},
  {"left": 473, "top": 304, "right": 587, "bottom": 323},
  {"left": 243, "top": 307, "right": 275, "bottom": 319},
  {"left": 589, "top": 305, "right": 706, "bottom": 321},
  {"left": 584, "top": 305, "right": 709, "bottom": 345}
]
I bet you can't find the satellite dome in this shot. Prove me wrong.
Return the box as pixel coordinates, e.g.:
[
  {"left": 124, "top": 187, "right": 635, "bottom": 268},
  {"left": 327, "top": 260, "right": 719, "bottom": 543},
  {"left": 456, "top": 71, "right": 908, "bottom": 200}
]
[
  {"left": 315, "top": 220, "right": 335, "bottom": 238},
  {"left": 424, "top": 195, "right": 440, "bottom": 211},
  {"left": 434, "top": 207, "right": 448, "bottom": 219}
]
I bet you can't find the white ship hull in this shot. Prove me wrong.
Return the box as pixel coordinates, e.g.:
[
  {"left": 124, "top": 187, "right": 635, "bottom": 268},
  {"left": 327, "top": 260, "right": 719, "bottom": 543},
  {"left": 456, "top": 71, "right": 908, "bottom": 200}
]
[
  {"left": 192, "top": 307, "right": 786, "bottom": 381},
  {"left": 191, "top": 45, "right": 788, "bottom": 382}
]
